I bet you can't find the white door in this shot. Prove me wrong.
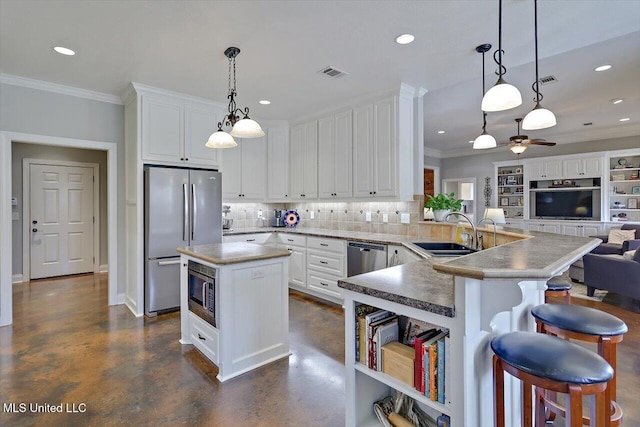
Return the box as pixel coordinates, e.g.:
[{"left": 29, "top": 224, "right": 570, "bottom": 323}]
[
  {"left": 30, "top": 164, "right": 94, "bottom": 279},
  {"left": 289, "top": 124, "right": 305, "bottom": 199},
  {"left": 240, "top": 135, "right": 267, "bottom": 200},
  {"left": 353, "top": 104, "right": 374, "bottom": 197},
  {"left": 334, "top": 110, "right": 353, "bottom": 198},
  {"left": 374, "top": 96, "right": 397, "bottom": 197},
  {"left": 317, "top": 115, "right": 335, "bottom": 198},
  {"left": 184, "top": 103, "right": 221, "bottom": 167},
  {"left": 266, "top": 126, "right": 290, "bottom": 200}
]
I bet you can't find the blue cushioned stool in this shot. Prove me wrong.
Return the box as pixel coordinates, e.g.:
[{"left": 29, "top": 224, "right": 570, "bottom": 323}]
[
  {"left": 531, "top": 304, "right": 627, "bottom": 426},
  {"left": 545, "top": 276, "right": 572, "bottom": 304},
  {"left": 492, "top": 331, "right": 613, "bottom": 427}
]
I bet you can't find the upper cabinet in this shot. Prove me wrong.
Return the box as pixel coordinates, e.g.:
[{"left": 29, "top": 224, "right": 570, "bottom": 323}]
[
  {"left": 562, "top": 156, "right": 602, "bottom": 178},
  {"left": 221, "top": 136, "right": 267, "bottom": 200},
  {"left": 527, "top": 159, "right": 563, "bottom": 180},
  {"left": 290, "top": 121, "right": 318, "bottom": 199},
  {"left": 318, "top": 110, "right": 353, "bottom": 198},
  {"left": 139, "top": 92, "right": 223, "bottom": 168},
  {"left": 266, "top": 126, "right": 290, "bottom": 200}
]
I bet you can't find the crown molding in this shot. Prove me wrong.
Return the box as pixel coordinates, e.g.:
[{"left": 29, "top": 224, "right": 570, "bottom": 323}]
[
  {"left": 423, "top": 146, "right": 442, "bottom": 158},
  {"left": 0, "top": 74, "right": 123, "bottom": 105},
  {"left": 127, "top": 82, "right": 227, "bottom": 109}
]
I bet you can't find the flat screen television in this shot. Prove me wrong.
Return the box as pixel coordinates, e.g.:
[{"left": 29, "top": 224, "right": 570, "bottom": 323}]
[{"left": 534, "top": 190, "right": 594, "bottom": 219}]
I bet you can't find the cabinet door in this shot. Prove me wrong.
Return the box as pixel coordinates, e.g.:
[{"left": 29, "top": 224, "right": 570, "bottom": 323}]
[
  {"left": 562, "top": 224, "right": 581, "bottom": 236},
  {"left": 582, "top": 224, "right": 601, "bottom": 237},
  {"left": 333, "top": 110, "right": 353, "bottom": 198},
  {"left": 184, "top": 103, "right": 221, "bottom": 167},
  {"left": 287, "top": 247, "right": 306, "bottom": 287},
  {"left": 353, "top": 104, "right": 374, "bottom": 197},
  {"left": 317, "top": 115, "right": 335, "bottom": 199},
  {"left": 543, "top": 223, "right": 560, "bottom": 234},
  {"left": 582, "top": 157, "right": 602, "bottom": 178},
  {"left": 528, "top": 223, "right": 543, "bottom": 232},
  {"left": 289, "top": 124, "right": 305, "bottom": 198},
  {"left": 141, "top": 95, "right": 183, "bottom": 163},
  {"left": 221, "top": 139, "right": 243, "bottom": 200},
  {"left": 302, "top": 121, "right": 318, "bottom": 199},
  {"left": 266, "top": 126, "right": 290, "bottom": 200},
  {"left": 563, "top": 159, "right": 582, "bottom": 179},
  {"left": 545, "top": 160, "right": 563, "bottom": 180},
  {"left": 240, "top": 135, "right": 267, "bottom": 200},
  {"left": 527, "top": 162, "right": 546, "bottom": 180},
  {"left": 373, "top": 96, "right": 397, "bottom": 197}
]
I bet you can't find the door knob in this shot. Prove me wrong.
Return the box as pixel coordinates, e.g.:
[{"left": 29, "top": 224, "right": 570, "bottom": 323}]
[
  {"left": 32, "top": 220, "right": 38, "bottom": 224},
  {"left": 32, "top": 228, "right": 38, "bottom": 232}
]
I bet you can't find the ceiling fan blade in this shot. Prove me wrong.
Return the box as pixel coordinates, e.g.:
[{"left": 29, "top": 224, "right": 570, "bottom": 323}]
[{"left": 529, "top": 140, "right": 556, "bottom": 146}]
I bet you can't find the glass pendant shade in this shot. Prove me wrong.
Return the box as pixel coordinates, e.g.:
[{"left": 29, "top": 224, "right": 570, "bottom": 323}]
[
  {"left": 206, "top": 130, "right": 237, "bottom": 148},
  {"left": 509, "top": 144, "right": 527, "bottom": 154},
  {"left": 473, "top": 131, "right": 497, "bottom": 149},
  {"left": 230, "top": 118, "right": 265, "bottom": 138},
  {"left": 522, "top": 103, "right": 557, "bottom": 130},
  {"left": 481, "top": 77, "right": 523, "bottom": 112}
]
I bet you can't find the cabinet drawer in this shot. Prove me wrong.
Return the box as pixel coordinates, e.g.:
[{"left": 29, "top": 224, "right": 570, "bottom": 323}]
[
  {"left": 307, "top": 271, "right": 342, "bottom": 299},
  {"left": 307, "top": 236, "right": 345, "bottom": 254},
  {"left": 189, "top": 312, "right": 220, "bottom": 364},
  {"left": 278, "top": 233, "right": 306, "bottom": 247},
  {"left": 223, "top": 233, "right": 272, "bottom": 244},
  {"left": 307, "top": 250, "right": 345, "bottom": 276}
]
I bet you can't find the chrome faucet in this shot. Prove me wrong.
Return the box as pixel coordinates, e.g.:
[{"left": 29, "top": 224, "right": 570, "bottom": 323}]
[
  {"left": 477, "top": 217, "right": 497, "bottom": 248},
  {"left": 444, "top": 212, "right": 480, "bottom": 251}
]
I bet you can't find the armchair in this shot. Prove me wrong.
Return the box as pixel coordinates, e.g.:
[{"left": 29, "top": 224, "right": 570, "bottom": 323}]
[
  {"left": 583, "top": 251, "right": 640, "bottom": 300},
  {"left": 590, "top": 224, "right": 640, "bottom": 255}
]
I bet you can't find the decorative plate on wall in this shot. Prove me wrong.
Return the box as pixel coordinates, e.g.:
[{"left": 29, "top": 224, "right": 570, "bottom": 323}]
[{"left": 283, "top": 210, "right": 300, "bottom": 227}]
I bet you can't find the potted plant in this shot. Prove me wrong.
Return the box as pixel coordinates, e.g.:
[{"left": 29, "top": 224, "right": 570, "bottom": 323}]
[{"left": 424, "top": 193, "right": 463, "bottom": 222}]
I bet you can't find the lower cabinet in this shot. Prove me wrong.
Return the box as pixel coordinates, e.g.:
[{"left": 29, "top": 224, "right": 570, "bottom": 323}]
[
  {"left": 278, "top": 233, "right": 307, "bottom": 288},
  {"left": 222, "top": 233, "right": 274, "bottom": 244},
  {"left": 528, "top": 222, "right": 561, "bottom": 234},
  {"left": 561, "top": 224, "right": 601, "bottom": 237},
  {"left": 525, "top": 221, "right": 602, "bottom": 237},
  {"left": 306, "top": 237, "right": 346, "bottom": 300}
]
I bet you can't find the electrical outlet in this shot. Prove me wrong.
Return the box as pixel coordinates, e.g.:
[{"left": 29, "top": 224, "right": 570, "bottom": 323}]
[
  {"left": 12, "top": 211, "right": 19, "bottom": 221},
  {"left": 365, "top": 212, "right": 372, "bottom": 222},
  {"left": 382, "top": 213, "right": 389, "bottom": 223},
  {"left": 400, "top": 213, "right": 410, "bottom": 224},
  {"left": 257, "top": 210, "right": 263, "bottom": 219},
  {"left": 310, "top": 211, "right": 315, "bottom": 219}
]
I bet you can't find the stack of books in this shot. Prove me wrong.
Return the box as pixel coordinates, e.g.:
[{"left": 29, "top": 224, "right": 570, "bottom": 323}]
[
  {"left": 407, "top": 319, "right": 449, "bottom": 404},
  {"left": 355, "top": 305, "right": 399, "bottom": 371}
]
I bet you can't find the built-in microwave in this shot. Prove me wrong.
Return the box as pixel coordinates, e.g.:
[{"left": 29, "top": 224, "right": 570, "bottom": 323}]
[{"left": 187, "top": 261, "right": 216, "bottom": 327}]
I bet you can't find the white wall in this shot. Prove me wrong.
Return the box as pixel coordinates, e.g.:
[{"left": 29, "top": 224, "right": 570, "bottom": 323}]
[{"left": 0, "top": 83, "right": 125, "bottom": 295}]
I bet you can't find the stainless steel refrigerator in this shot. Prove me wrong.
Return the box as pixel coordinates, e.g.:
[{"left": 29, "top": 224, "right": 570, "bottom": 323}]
[{"left": 144, "top": 166, "right": 222, "bottom": 316}]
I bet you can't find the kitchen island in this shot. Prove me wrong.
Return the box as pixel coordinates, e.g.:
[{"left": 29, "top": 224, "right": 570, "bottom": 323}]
[
  {"left": 338, "top": 231, "right": 601, "bottom": 427},
  {"left": 177, "top": 242, "right": 291, "bottom": 382}
]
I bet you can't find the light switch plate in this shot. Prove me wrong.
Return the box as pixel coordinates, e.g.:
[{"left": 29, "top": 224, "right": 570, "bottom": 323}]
[
  {"left": 382, "top": 214, "right": 389, "bottom": 223},
  {"left": 257, "top": 210, "right": 263, "bottom": 218},
  {"left": 11, "top": 197, "right": 18, "bottom": 206},
  {"left": 310, "top": 211, "right": 315, "bottom": 219},
  {"left": 365, "top": 212, "right": 372, "bottom": 222},
  {"left": 400, "top": 213, "right": 410, "bottom": 224}
]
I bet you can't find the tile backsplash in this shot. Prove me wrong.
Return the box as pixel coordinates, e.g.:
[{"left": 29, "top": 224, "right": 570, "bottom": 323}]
[{"left": 224, "top": 196, "right": 424, "bottom": 237}]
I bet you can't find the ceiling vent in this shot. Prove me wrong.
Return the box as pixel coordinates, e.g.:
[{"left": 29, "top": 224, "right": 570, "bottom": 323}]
[
  {"left": 539, "top": 75, "right": 558, "bottom": 85},
  {"left": 318, "top": 66, "right": 348, "bottom": 78}
]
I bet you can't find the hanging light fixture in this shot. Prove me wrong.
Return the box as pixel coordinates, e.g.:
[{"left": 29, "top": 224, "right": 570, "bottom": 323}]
[
  {"left": 509, "top": 143, "right": 527, "bottom": 154},
  {"left": 481, "top": 0, "right": 522, "bottom": 112},
  {"left": 522, "top": 0, "right": 556, "bottom": 130},
  {"left": 473, "top": 44, "right": 497, "bottom": 150},
  {"left": 206, "top": 47, "right": 264, "bottom": 149}
]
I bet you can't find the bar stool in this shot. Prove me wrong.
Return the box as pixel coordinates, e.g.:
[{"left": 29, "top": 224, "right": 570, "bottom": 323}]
[
  {"left": 545, "top": 276, "right": 572, "bottom": 304},
  {"left": 531, "top": 304, "right": 627, "bottom": 426},
  {"left": 492, "top": 331, "right": 613, "bottom": 427}
]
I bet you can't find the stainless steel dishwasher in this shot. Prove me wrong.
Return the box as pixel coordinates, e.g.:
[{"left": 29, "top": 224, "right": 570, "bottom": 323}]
[{"left": 347, "top": 242, "right": 387, "bottom": 276}]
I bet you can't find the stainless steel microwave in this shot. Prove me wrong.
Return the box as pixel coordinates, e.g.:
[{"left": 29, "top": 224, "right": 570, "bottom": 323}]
[{"left": 187, "top": 261, "right": 216, "bottom": 327}]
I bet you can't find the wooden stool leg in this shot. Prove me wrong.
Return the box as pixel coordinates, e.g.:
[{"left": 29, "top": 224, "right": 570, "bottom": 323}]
[
  {"left": 564, "top": 290, "right": 571, "bottom": 304},
  {"left": 535, "top": 387, "right": 546, "bottom": 427},
  {"left": 598, "top": 337, "right": 615, "bottom": 427},
  {"left": 593, "top": 389, "right": 607, "bottom": 427},
  {"left": 494, "top": 355, "right": 505, "bottom": 427},
  {"left": 568, "top": 384, "right": 583, "bottom": 427},
  {"left": 523, "top": 380, "right": 533, "bottom": 426}
]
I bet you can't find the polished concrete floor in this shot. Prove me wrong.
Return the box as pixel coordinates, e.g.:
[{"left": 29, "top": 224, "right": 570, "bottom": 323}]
[{"left": 1, "top": 274, "right": 639, "bottom": 426}]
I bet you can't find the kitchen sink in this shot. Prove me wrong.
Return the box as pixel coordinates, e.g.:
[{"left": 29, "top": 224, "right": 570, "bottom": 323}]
[{"left": 411, "top": 242, "right": 478, "bottom": 257}]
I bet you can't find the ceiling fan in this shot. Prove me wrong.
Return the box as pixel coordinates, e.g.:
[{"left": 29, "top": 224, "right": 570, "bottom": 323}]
[{"left": 499, "top": 118, "right": 556, "bottom": 154}]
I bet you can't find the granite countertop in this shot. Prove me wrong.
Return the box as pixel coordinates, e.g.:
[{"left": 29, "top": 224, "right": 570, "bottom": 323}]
[
  {"left": 338, "top": 258, "right": 456, "bottom": 317},
  {"left": 177, "top": 242, "right": 291, "bottom": 265},
  {"left": 223, "top": 227, "right": 420, "bottom": 246}
]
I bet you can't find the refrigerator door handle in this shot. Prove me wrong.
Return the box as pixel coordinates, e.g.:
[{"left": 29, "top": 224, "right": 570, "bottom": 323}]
[
  {"left": 157, "top": 259, "right": 181, "bottom": 266},
  {"left": 191, "top": 183, "right": 197, "bottom": 241},
  {"left": 183, "top": 184, "right": 188, "bottom": 242}
]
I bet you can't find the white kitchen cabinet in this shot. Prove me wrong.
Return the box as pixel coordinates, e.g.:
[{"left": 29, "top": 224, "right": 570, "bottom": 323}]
[
  {"left": 561, "top": 223, "right": 601, "bottom": 237},
  {"left": 528, "top": 222, "right": 561, "bottom": 234},
  {"left": 527, "top": 159, "right": 563, "bottom": 180},
  {"left": 221, "top": 137, "right": 267, "bottom": 200},
  {"left": 504, "top": 219, "right": 527, "bottom": 230},
  {"left": 223, "top": 233, "right": 273, "bottom": 244},
  {"left": 267, "top": 126, "right": 290, "bottom": 200},
  {"left": 287, "top": 245, "right": 306, "bottom": 288},
  {"left": 290, "top": 121, "right": 318, "bottom": 199},
  {"left": 318, "top": 110, "right": 353, "bottom": 199},
  {"left": 353, "top": 97, "right": 397, "bottom": 198},
  {"left": 141, "top": 93, "right": 222, "bottom": 167},
  {"left": 562, "top": 156, "right": 602, "bottom": 179},
  {"left": 306, "top": 237, "right": 346, "bottom": 300}
]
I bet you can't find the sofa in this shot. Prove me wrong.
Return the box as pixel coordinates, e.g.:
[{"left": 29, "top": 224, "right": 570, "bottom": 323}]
[
  {"left": 590, "top": 223, "right": 640, "bottom": 255},
  {"left": 583, "top": 250, "right": 640, "bottom": 300}
]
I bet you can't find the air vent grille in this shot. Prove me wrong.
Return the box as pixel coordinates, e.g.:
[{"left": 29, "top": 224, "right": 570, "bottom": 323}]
[
  {"left": 319, "top": 66, "right": 348, "bottom": 78},
  {"left": 539, "top": 75, "right": 558, "bottom": 85}
]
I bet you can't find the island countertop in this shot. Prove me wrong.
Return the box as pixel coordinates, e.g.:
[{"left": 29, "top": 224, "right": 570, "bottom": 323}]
[{"left": 177, "top": 242, "right": 291, "bottom": 265}]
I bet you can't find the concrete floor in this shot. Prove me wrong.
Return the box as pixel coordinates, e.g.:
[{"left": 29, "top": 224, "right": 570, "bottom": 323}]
[{"left": 1, "top": 273, "right": 639, "bottom": 426}]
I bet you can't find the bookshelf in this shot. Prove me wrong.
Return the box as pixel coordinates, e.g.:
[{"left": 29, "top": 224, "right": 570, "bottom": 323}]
[
  {"left": 496, "top": 163, "right": 524, "bottom": 219},
  {"left": 608, "top": 151, "right": 640, "bottom": 223}
]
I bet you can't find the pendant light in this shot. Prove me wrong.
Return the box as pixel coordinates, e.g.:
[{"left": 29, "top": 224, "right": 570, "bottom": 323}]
[
  {"left": 481, "top": 0, "right": 522, "bottom": 112},
  {"left": 473, "top": 44, "right": 497, "bottom": 150},
  {"left": 522, "top": 0, "right": 556, "bottom": 130},
  {"left": 206, "top": 47, "right": 264, "bottom": 149}
]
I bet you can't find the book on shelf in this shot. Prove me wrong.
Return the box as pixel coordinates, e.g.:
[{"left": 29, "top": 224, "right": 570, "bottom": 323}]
[
  {"left": 364, "top": 310, "right": 393, "bottom": 368},
  {"left": 444, "top": 336, "right": 451, "bottom": 405},
  {"left": 355, "top": 304, "right": 380, "bottom": 364},
  {"left": 414, "top": 328, "right": 448, "bottom": 392},
  {"left": 428, "top": 342, "right": 437, "bottom": 401},
  {"left": 372, "top": 317, "right": 399, "bottom": 371},
  {"left": 437, "top": 338, "right": 445, "bottom": 404},
  {"left": 420, "top": 330, "right": 448, "bottom": 400},
  {"left": 403, "top": 318, "right": 439, "bottom": 346}
]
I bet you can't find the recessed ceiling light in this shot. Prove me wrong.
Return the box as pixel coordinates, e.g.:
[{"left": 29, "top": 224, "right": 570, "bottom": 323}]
[
  {"left": 619, "top": 118, "right": 630, "bottom": 122},
  {"left": 437, "top": 130, "right": 445, "bottom": 134},
  {"left": 395, "top": 34, "right": 415, "bottom": 45},
  {"left": 610, "top": 98, "right": 624, "bottom": 105},
  {"left": 53, "top": 46, "right": 75, "bottom": 56},
  {"left": 594, "top": 64, "right": 611, "bottom": 72},
  {"left": 259, "top": 100, "right": 271, "bottom": 105}
]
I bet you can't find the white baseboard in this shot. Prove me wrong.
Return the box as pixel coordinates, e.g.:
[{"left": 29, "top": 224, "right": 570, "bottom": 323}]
[
  {"left": 99, "top": 264, "right": 108, "bottom": 273},
  {"left": 12, "top": 274, "right": 24, "bottom": 284}
]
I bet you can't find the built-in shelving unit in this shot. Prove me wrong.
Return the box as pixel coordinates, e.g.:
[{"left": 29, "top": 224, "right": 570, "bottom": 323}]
[
  {"left": 496, "top": 164, "right": 524, "bottom": 219},
  {"left": 608, "top": 152, "right": 640, "bottom": 222}
]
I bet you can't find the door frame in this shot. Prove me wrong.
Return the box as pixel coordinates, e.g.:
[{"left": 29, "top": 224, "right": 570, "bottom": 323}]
[
  {"left": 0, "top": 131, "right": 118, "bottom": 327},
  {"left": 22, "top": 159, "right": 100, "bottom": 280}
]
